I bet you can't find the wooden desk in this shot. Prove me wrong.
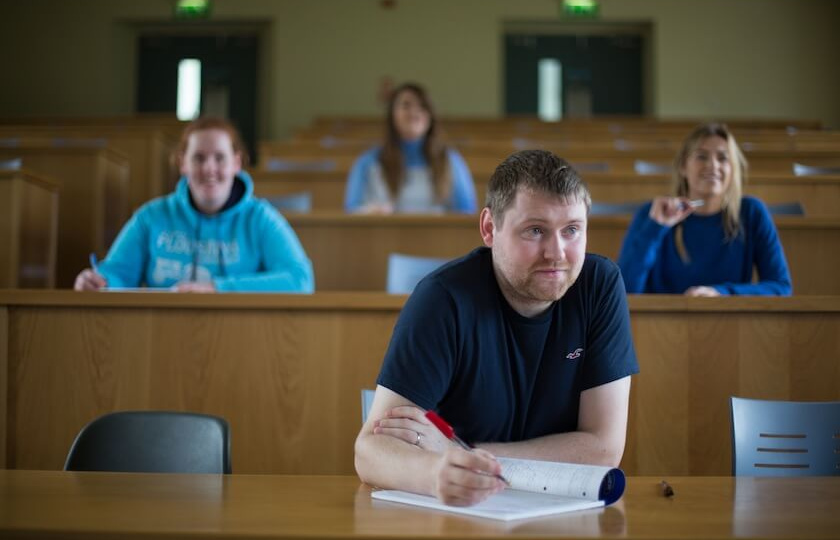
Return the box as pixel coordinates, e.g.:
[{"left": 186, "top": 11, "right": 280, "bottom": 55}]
[
  {"left": 2, "top": 292, "right": 839, "bottom": 476},
  {"left": 258, "top": 141, "right": 840, "bottom": 177},
  {"left": 286, "top": 213, "right": 840, "bottom": 294},
  {"left": 0, "top": 168, "right": 59, "bottom": 288},
  {"left": 1, "top": 471, "right": 839, "bottom": 539},
  {"left": 0, "top": 127, "right": 176, "bottom": 211},
  {"left": 0, "top": 146, "right": 130, "bottom": 288},
  {"left": 252, "top": 170, "right": 840, "bottom": 217}
]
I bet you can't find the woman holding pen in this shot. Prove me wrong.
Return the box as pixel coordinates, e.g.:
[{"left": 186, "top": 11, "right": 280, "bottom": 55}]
[
  {"left": 617, "top": 123, "right": 792, "bottom": 296},
  {"left": 74, "top": 117, "right": 314, "bottom": 293}
]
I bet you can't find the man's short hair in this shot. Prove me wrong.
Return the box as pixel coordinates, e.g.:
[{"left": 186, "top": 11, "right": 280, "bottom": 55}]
[{"left": 485, "top": 150, "right": 592, "bottom": 225}]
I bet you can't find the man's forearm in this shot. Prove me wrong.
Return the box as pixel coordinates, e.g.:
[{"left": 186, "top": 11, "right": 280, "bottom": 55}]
[
  {"left": 475, "top": 430, "right": 624, "bottom": 467},
  {"left": 354, "top": 432, "right": 438, "bottom": 494}
]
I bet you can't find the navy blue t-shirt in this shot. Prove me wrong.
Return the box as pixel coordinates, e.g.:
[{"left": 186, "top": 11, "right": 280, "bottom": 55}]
[{"left": 377, "top": 247, "right": 639, "bottom": 444}]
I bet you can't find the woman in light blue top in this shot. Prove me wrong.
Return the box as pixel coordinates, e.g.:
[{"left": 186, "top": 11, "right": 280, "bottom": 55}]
[{"left": 344, "top": 82, "right": 477, "bottom": 214}]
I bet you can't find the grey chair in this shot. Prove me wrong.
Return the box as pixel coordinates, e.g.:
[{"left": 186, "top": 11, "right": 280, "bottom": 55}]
[
  {"left": 386, "top": 253, "right": 449, "bottom": 294},
  {"left": 766, "top": 202, "right": 805, "bottom": 216},
  {"left": 266, "top": 191, "right": 313, "bottom": 213},
  {"left": 633, "top": 160, "right": 670, "bottom": 175},
  {"left": 590, "top": 201, "right": 645, "bottom": 216},
  {"left": 64, "top": 410, "right": 232, "bottom": 474},
  {"left": 569, "top": 161, "right": 610, "bottom": 173},
  {"left": 0, "top": 158, "right": 21, "bottom": 170},
  {"left": 265, "top": 158, "right": 336, "bottom": 172},
  {"left": 729, "top": 396, "right": 840, "bottom": 476},
  {"left": 792, "top": 163, "right": 840, "bottom": 176},
  {"left": 361, "top": 388, "right": 375, "bottom": 423}
]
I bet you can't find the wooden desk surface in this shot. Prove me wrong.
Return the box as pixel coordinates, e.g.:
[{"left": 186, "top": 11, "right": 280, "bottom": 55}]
[{"left": 1, "top": 471, "right": 839, "bottom": 540}]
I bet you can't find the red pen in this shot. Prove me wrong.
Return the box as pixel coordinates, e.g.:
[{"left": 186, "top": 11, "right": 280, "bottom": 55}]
[{"left": 425, "top": 410, "right": 510, "bottom": 486}]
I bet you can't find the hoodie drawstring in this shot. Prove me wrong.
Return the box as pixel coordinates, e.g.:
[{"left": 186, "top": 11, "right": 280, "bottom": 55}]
[{"left": 192, "top": 218, "right": 228, "bottom": 281}]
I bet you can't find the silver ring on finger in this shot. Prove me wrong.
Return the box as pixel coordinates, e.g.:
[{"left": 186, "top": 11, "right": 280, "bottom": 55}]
[{"left": 415, "top": 431, "right": 422, "bottom": 446}]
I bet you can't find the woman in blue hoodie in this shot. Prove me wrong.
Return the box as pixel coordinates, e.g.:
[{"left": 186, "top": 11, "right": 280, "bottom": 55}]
[
  {"left": 74, "top": 117, "right": 314, "bottom": 293},
  {"left": 617, "top": 123, "right": 791, "bottom": 296},
  {"left": 344, "top": 82, "right": 477, "bottom": 214}
]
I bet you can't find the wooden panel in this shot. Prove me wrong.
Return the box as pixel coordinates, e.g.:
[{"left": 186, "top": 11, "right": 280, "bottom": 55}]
[
  {"left": 287, "top": 214, "right": 840, "bottom": 294},
  {"left": 253, "top": 170, "right": 346, "bottom": 210},
  {"left": 0, "top": 147, "right": 130, "bottom": 288},
  {"left": 0, "top": 307, "right": 7, "bottom": 468},
  {"left": 0, "top": 180, "right": 17, "bottom": 287},
  {"left": 2, "top": 291, "right": 839, "bottom": 477},
  {"left": 0, "top": 170, "right": 59, "bottom": 288}
]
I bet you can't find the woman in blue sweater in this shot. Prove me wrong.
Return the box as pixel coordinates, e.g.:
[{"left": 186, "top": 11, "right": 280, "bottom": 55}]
[
  {"left": 617, "top": 123, "right": 792, "bottom": 296},
  {"left": 74, "top": 117, "right": 314, "bottom": 293},
  {"left": 344, "top": 82, "right": 477, "bottom": 214}
]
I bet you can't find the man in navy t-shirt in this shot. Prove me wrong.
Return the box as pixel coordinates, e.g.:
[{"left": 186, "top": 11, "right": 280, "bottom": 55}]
[{"left": 355, "top": 150, "right": 639, "bottom": 507}]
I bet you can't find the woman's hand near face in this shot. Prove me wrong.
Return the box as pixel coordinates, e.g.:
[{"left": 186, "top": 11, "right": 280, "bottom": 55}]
[{"left": 649, "top": 196, "right": 696, "bottom": 227}]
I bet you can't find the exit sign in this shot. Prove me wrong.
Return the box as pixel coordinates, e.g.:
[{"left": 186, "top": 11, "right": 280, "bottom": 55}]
[
  {"left": 561, "top": 0, "right": 600, "bottom": 18},
  {"left": 174, "top": 0, "right": 212, "bottom": 19}
]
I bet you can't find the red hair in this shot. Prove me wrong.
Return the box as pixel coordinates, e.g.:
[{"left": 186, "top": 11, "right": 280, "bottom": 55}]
[{"left": 173, "top": 117, "right": 249, "bottom": 168}]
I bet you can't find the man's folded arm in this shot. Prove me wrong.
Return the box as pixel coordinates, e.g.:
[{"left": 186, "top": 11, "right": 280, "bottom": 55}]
[
  {"left": 475, "top": 376, "right": 631, "bottom": 466},
  {"left": 354, "top": 385, "right": 438, "bottom": 494}
]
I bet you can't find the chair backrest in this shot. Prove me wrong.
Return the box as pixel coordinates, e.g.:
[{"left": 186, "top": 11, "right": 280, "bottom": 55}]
[
  {"left": 386, "top": 253, "right": 449, "bottom": 294},
  {"left": 266, "top": 192, "right": 313, "bottom": 213},
  {"left": 361, "top": 388, "right": 375, "bottom": 424},
  {"left": 0, "top": 157, "right": 21, "bottom": 170},
  {"left": 792, "top": 163, "right": 840, "bottom": 176},
  {"left": 570, "top": 161, "right": 610, "bottom": 173},
  {"left": 634, "top": 160, "right": 671, "bottom": 175},
  {"left": 730, "top": 397, "right": 840, "bottom": 476},
  {"left": 590, "top": 201, "right": 645, "bottom": 216},
  {"left": 64, "top": 410, "right": 231, "bottom": 474},
  {"left": 265, "top": 158, "right": 336, "bottom": 172},
  {"left": 766, "top": 201, "right": 805, "bottom": 216}
]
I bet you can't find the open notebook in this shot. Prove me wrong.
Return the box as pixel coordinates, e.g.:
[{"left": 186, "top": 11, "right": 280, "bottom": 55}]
[{"left": 372, "top": 458, "right": 625, "bottom": 522}]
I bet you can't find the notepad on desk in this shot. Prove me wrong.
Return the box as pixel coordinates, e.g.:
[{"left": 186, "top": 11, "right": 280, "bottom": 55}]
[{"left": 371, "top": 457, "right": 625, "bottom": 521}]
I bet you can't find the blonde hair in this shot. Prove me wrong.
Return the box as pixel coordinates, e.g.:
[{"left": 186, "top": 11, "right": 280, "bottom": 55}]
[{"left": 672, "top": 123, "right": 747, "bottom": 263}]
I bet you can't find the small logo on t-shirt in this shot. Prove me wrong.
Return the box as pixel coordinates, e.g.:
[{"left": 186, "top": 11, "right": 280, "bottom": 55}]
[{"left": 566, "top": 348, "right": 583, "bottom": 360}]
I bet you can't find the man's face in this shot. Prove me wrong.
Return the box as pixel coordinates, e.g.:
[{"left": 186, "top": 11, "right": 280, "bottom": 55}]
[{"left": 480, "top": 187, "right": 587, "bottom": 317}]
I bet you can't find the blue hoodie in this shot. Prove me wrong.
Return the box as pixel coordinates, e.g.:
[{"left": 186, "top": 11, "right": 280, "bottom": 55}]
[
  {"left": 617, "top": 196, "right": 791, "bottom": 295},
  {"left": 97, "top": 171, "right": 314, "bottom": 292}
]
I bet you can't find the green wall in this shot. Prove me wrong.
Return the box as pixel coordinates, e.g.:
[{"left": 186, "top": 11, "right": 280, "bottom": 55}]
[{"left": 1, "top": 0, "right": 838, "bottom": 138}]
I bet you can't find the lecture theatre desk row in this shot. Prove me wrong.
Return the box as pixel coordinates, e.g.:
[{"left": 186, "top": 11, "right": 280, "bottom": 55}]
[
  {"left": 286, "top": 213, "right": 840, "bottom": 294},
  {"left": 2, "top": 470, "right": 839, "bottom": 540},
  {"left": 258, "top": 144, "right": 840, "bottom": 177},
  {"left": 252, "top": 170, "right": 840, "bottom": 217},
  {"left": 2, "top": 291, "right": 839, "bottom": 477}
]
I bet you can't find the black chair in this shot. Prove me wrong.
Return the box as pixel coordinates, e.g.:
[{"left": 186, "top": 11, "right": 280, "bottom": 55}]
[{"left": 64, "top": 410, "right": 231, "bottom": 474}]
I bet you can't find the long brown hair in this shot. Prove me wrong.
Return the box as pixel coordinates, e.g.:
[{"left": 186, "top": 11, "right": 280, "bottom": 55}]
[
  {"left": 672, "top": 123, "right": 747, "bottom": 262},
  {"left": 379, "top": 83, "right": 451, "bottom": 203}
]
